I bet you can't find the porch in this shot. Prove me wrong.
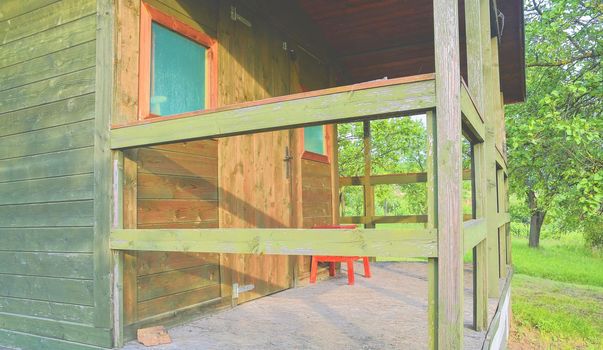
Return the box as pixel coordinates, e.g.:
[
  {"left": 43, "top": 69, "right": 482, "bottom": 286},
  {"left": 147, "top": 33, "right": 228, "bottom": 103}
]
[{"left": 122, "top": 262, "right": 510, "bottom": 350}]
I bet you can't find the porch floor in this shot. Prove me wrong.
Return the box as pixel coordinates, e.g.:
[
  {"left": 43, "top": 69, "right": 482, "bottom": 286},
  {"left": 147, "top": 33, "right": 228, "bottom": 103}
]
[{"left": 123, "top": 262, "right": 499, "bottom": 350}]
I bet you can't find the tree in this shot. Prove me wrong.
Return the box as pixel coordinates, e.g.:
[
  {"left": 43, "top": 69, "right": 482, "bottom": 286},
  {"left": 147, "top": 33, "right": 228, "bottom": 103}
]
[{"left": 505, "top": 0, "right": 602, "bottom": 247}]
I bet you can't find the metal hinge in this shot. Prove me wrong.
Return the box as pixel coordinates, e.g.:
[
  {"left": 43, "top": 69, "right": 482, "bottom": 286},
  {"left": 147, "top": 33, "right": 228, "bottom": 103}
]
[
  {"left": 232, "top": 283, "right": 255, "bottom": 300},
  {"left": 230, "top": 6, "right": 252, "bottom": 27},
  {"left": 283, "top": 146, "right": 293, "bottom": 179}
]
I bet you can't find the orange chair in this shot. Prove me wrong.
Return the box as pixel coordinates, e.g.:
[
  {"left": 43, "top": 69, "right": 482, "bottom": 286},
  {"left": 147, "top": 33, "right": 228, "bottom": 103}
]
[{"left": 309, "top": 225, "right": 371, "bottom": 285}]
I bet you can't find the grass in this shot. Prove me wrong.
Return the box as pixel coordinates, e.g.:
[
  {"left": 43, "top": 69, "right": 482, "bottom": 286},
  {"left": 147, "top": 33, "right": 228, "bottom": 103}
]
[{"left": 510, "top": 232, "right": 603, "bottom": 349}]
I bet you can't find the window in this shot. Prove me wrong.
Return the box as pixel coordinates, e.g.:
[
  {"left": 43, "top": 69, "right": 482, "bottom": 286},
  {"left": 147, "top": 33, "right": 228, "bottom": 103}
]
[
  {"left": 139, "top": 3, "right": 217, "bottom": 119},
  {"left": 304, "top": 125, "right": 325, "bottom": 154},
  {"left": 302, "top": 125, "right": 329, "bottom": 163}
]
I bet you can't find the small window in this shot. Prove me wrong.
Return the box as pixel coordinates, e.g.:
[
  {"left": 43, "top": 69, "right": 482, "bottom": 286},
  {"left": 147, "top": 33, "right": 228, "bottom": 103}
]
[
  {"left": 139, "top": 3, "right": 216, "bottom": 119},
  {"left": 304, "top": 125, "right": 325, "bottom": 155},
  {"left": 150, "top": 22, "right": 206, "bottom": 116}
]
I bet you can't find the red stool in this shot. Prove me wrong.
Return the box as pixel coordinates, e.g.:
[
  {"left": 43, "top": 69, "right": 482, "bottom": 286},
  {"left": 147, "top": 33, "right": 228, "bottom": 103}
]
[{"left": 309, "top": 225, "right": 371, "bottom": 285}]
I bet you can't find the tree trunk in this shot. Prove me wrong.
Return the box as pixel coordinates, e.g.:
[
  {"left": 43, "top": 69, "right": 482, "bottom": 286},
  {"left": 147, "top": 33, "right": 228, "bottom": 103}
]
[{"left": 527, "top": 190, "right": 546, "bottom": 248}]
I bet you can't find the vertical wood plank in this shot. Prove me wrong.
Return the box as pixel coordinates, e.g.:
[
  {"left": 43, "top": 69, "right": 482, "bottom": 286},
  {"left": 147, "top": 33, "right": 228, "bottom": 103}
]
[
  {"left": 426, "top": 110, "right": 439, "bottom": 350},
  {"left": 112, "top": 151, "right": 124, "bottom": 347},
  {"left": 480, "top": 0, "right": 501, "bottom": 299},
  {"left": 122, "top": 150, "right": 138, "bottom": 325},
  {"left": 434, "top": 0, "right": 464, "bottom": 347},
  {"left": 94, "top": 0, "right": 115, "bottom": 329},
  {"left": 363, "top": 120, "right": 375, "bottom": 229},
  {"left": 330, "top": 124, "right": 340, "bottom": 224}
]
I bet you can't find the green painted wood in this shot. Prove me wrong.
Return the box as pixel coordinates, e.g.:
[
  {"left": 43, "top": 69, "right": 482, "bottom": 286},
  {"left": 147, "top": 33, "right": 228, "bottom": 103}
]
[
  {"left": 0, "top": 148, "right": 94, "bottom": 183},
  {"left": 0, "top": 40, "right": 95, "bottom": 92},
  {"left": 0, "top": 120, "right": 94, "bottom": 160},
  {"left": 463, "top": 219, "right": 487, "bottom": 251},
  {"left": 93, "top": 0, "right": 115, "bottom": 330},
  {"left": 0, "top": 94, "right": 95, "bottom": 137},
  {"left": 0, "top": 0, "right": 95, "bottom": 45},
  {"left": 0, "top": 0, "right": 58, "bottom": 22},
  {"left": 111, "top": 79, "right": 436, "bottom": 149},
  {"left": 0, "top": 328, "right": 102, "bottom": 350},
  {"left": 461, "top": 85, "right": 486, "bottom": 142},
  {"left": 434, "top": 0, "right": 464, "bottom": 347},
  {"left": 0, "top": 275, "right": 93, "bottom": 305},
  {"left": 0, "top": 200, "right": 94, "bottom": 227},
  {"left": 0, "top": 296, "right": 94, "bottom": 324},
  {"left": 0, "top": 252, "right": 93, "bottom": 279},
  {"left": 0, "top": 227, "right": 93, "bottom": 252},
  {"left": 0, "top": 312, "right": 111, "bottom": 348},
  {"left": 111, "top": 228, "right": 438, "bottom": 258},
  {"left": 0, "top": 174, "right": 94, "bottom": 205},
  {"left": 425, "top": 110, "right": 439, "bottom": 349},
  {"left": 0, "top": 14, "right": 96, "bottom": 69},
  {"left": 0, "top": 67, "right": 95, "bottom": 115}
]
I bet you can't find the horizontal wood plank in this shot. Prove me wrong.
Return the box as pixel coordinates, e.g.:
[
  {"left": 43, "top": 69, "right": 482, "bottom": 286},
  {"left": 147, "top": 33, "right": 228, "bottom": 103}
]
[
  {"left": 0, "top": 41, "right": 95, "bottom": 92},
  {"left": 461, "top": 84, "right": 486, "bottom": 142},
  {"left": 137, "top": 284, "right": 221, "bottom": 321},
  {"left": 0, "top": 275, "right": 93, "bottom": 305},
  {"left": 137, "top": 252, "right": 220, "bottom": 276},
  {"left": 0, "top": 0, "right": 58, "bottom": 22},
  {"left": 340, "top": 169, "right": 472, "bottom": 186},
  {"left": 138, "top": 199, "right": 218, "bottom": 225},
  {"left": 0, "top": 297, "right": 94, "bottom": 324},
  {"left": 137, "top": 148, "right": 218, "bottom": 178},
  {"left": 463, "top": 219, "right": 487, "bottom": 252},
  {"left": 0, "top": 312, "right": 111, "bottom": 348},
  {"left": 111, "top": 78, "right": 436, "bottom": 149},
  {"left": 339, "top": 215, "right": 428, "bottom": 224},
  {"left": 0, "top": 328, "right": 101, "bottom": 350},
  {"left": 111, "top": 228, "right": 438, "bottom": 258},
  {"left": 0, "top": 67, "right": 95, "bottom": 115},
  {"left": 0, "top": 227, "right": 93, "bottom": 252},
  {"left": 0, "top": 200, "right": 94, "bottom": 228},
  {"left": 0, "top": 252, "right": 92, "bottom": 279},
  {"left": 0, "top": 93, "right": 95, "bottom": 137},
  {"left": 0, "top": 120, "right": 94, "bottom": 160},
  {"left": 138, "top": 173, "right": 218, "bottom": 200},
  {"left": 0, "top": 0, "right": 95, "bottom": 45},
  {"left": 137, "top": 264, "right": 220, "bottom": 301},
  {"left": 148, "top": 140, "right": 218, "bottom": 157},
  {"left": 0, "top": 174, "right": 93, "bottom": 205},
  {"left": 0, "top": 147, "right": 94, "bottom": 183},
  {"left": 0, "top": 14, "right": 95, "bottom": 69}
]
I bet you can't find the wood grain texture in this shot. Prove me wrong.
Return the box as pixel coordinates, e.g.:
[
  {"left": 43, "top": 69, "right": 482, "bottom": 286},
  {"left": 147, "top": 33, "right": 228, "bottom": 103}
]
[
  {"left": 0, "top": 297, "right": 94, "bottom": 324},
  {"left": 111, "top": 228, "right": 438, "bottom": 258},
  {"left": 0, "top": 227, "right": 93, "bottom": 252},
  {"left": 434, "top": 0, "right": 464, "bottom": 347},
  {"left": 110, "top": 78, "right": 436, "bottom": 149}
]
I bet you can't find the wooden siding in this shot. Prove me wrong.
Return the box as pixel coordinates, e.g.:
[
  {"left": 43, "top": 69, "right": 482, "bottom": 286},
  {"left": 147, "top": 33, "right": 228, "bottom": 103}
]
[
  {"left": 131, "top": 141, "right": 221, "bottom": 323},
  {"left": 0, "top": 0, "right": 112, "bottom": 348}
]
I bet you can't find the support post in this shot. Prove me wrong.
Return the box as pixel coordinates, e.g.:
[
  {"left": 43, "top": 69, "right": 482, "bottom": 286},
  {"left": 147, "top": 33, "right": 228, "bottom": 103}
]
[
  {"left": 426, "top": 110, "right": 439, "bottom": 349},
  {"left": 434, "top": 0, "right": 464, "bottom": 348},
  {"left": 363, "top": 120, "right": 375, "bottom": 229},
  {"left": 111, "top": 151, "right": 124, "bottom": 347},
  {"left": 465, "top": 0, "right": 489, "bottom": 331},
  {"left": 480, "top": 0, "right": 501, "bottom": 298}
]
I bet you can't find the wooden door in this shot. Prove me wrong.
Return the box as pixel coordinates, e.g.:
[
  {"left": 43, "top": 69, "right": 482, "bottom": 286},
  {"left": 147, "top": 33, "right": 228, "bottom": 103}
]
[{"left": 217, "top": 1, "right": 293, "bottom": 303}]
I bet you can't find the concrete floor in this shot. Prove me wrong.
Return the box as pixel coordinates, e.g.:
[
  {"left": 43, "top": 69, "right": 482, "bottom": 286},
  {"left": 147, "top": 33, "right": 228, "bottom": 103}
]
[{"left": 124, "top": 262, "right": 498, "bottom": 350}]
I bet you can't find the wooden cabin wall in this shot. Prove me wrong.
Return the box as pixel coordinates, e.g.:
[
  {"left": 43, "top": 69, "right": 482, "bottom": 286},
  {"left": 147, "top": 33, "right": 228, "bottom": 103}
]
[
  {"left": 114, "top": 0, "right": 337, "bottom": 317},
  {"left": 289, "top": 46, "right": 335, "bottom": 281},
  {"left": 0, "top": 0, "right": 115, "bottom": 348},
  {"left": 130, "top": 141, "right": 221, "bottom": 323}
]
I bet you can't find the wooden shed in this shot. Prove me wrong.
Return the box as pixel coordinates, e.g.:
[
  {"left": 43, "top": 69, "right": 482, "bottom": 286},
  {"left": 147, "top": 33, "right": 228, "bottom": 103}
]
[{"left": 0, "top": 0, "right": 523, "bottom": 349}]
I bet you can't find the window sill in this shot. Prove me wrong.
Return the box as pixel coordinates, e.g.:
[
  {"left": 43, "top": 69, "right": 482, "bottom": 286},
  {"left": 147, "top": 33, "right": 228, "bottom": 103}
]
[{"left": 302, "top": 151, "right": 329, "bottom": 164}]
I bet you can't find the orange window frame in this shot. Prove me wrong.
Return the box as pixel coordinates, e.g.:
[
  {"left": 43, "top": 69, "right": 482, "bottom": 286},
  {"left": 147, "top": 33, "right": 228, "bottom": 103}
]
[{"left": 139, "top": 2, "right": 218, "bottom": 120}]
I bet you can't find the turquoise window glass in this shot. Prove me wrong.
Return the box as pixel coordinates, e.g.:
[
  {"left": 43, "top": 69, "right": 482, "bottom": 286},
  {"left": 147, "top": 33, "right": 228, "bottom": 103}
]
[
  {"left": 304, "top": 126, "right": 324, "bottom": 154},
  {"left": 151, "top": 22, "right": 206, "bottom": 116}
]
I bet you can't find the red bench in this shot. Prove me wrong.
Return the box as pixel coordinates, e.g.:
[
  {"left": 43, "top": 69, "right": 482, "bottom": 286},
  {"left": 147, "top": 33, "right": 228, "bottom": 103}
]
[{"left": 309, "top": 225, "right": 371, "bottom": 285}]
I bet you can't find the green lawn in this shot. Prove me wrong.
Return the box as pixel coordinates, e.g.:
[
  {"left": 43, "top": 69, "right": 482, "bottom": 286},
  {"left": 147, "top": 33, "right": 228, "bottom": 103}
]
[{"left": 510, "top": 233, "right": 603, "bottom": 349}]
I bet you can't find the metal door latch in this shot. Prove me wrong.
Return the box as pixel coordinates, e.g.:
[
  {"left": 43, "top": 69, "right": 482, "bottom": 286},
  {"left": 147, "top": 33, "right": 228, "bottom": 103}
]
[{"left": 283, "top": 146, "right": 293, "bottom": 178}]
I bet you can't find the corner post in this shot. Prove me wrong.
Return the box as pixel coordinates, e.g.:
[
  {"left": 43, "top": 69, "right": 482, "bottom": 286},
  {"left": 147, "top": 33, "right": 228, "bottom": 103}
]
[
  {"left": 480, "top": 0, "right": 501, "bottom": 298},
  {"left": 434, "top": 0, "right": 464, "bottom": 347},
  {"left": 465, "top": 0, "right": 489, "bottom": 331}
]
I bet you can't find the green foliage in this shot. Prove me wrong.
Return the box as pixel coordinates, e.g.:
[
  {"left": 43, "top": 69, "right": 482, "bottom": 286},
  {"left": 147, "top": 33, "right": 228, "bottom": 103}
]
[
  {"left": 506, "top": 0, "right": 602, "bottom": 246},
  {"left": 512, "top": 234, "right": 603, "bottom": 287},
  {"left": 511, "top": 235, "right": 603, "bottom": 349}
]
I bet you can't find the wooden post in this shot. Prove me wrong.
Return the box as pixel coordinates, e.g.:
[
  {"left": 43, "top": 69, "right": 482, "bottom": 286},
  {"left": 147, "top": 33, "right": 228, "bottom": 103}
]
[
  {"left": 465, "top": 0, "right": 488, "bottom": 331},
  {"left": 122, "top": 150, "right": 138, "bottom": 326},
  {"left": 363, "top": 120, "right": 375, "bottom": 229},
  {"left": 434, "top": 0, "right": 464, "bottom": 348},
  {"left": 331, "top": 124, "right": 340, "bottom": 224},
  {"left": 480, "top": 0, "right": 501, "bottom": 298},
  {"left": 111, "top": 151, "right": 124, "bottom": 347},
  {"left": 426, "top": 110, "right": 439, "bottom": 349}
]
